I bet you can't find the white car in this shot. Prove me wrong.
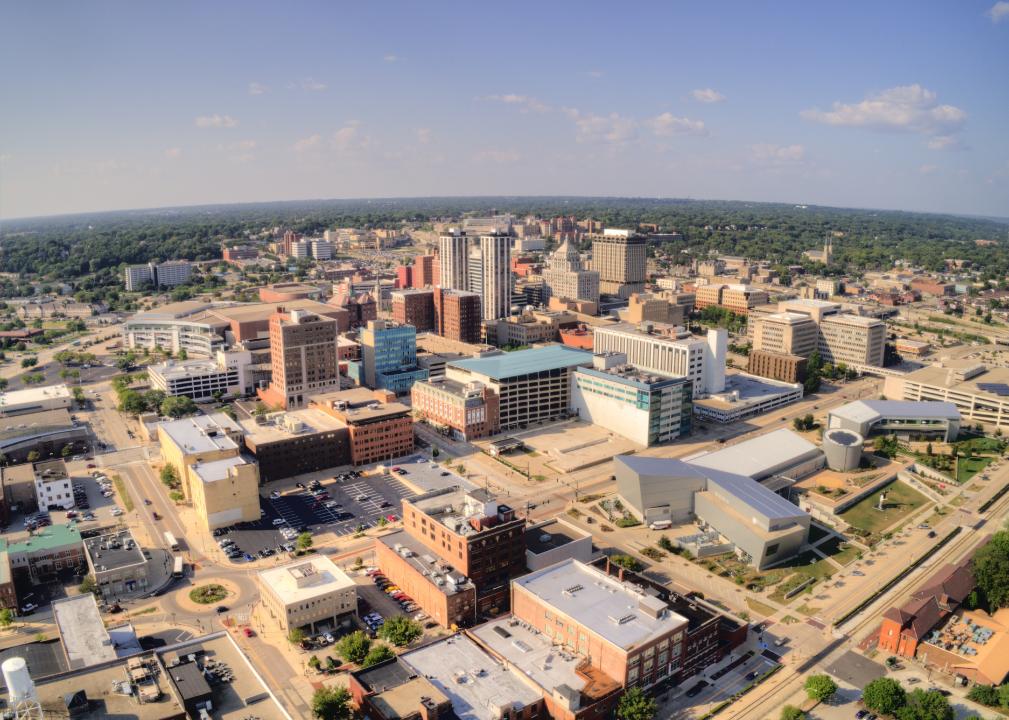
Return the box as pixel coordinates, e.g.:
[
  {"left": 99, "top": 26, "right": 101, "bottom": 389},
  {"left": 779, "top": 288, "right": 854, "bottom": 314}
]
[
  {"left": 269, "top": 491, "right": 281, "bottom": 499},
  {"left": 271, "top": 518, "right": 286, "bottom": 526},
  {"left": 110, "top": 507, "right": 124, "bottom": 516}
]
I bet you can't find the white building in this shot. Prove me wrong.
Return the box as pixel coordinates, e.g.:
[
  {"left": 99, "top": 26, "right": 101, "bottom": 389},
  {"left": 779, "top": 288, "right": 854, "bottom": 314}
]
[
  {"left": 258, "top": 556, "right": 357, "bottom": 634},
  {"left": 569, "top": 353, "right": 692, "bottom": 446},
  {"left": 311, "top": 239, "right": 334, "bottom": 260},
  {"left": 592, "top": 322, "right": 727, "bottom": 398},
  {"left": 0, "top": 384, "right": 73, "bottom": 417},
  {"left": 147, "top": 349, "right": 252, "bottom": 400},
  {"left": 123, "top": 303, "right": 221, "bottom": 357},
  {"left": 437, "top": 230, "right": 470, "bottom": 291},
  {"left": 124, "top": 264, "right": 154, "bottom": 291},
  {"left": 542, "top": 238, "right": 600, "bottom": 304},
  {"left": 152, "top": 260, "right": 193, "bottom": 287},
  {"left": 477, "top": 234, "right": 512, "bottom": 321},
  {"left": 33, "top": 459, "right": 74, "bottom": 510}
]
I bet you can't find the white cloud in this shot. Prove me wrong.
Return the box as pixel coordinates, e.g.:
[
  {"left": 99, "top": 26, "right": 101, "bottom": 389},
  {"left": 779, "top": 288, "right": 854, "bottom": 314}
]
[
  {"left": 919, "top": 164, "right": 938, "bottom": 175},
  {"left": 485, "top": 94, "right": 550, "bottom": 113},
  {"left": 416, "top": 128, "right": 432, "bottom": 145},
  {"left": 989, "top": 1, "right": 1009, "bottom": 22},
  {"left": 649, "top": 113, "right": 708, "bottom": 136},
  {"left": 750, "top": 143, "right": 806, "bottom": 165},
  {"left": 248, "top": 82, "right": 268, "bottom": 96},
  {"left": 384, "top": 54, "right": 398, "bottom": 62},
  {"left": 195, "top": 114, "right": 238, "bottom": 128},
  {"left": 801, "top": 84, "right": 966, "bottom": 138},
  {"left": 293, "top": 134, "right": 321, "bottom": 153},
  {"left": 691, "top": 88, "right": 725, "bottom": 103},
  {"left": 331, "top": 122, "right": 371, "bottom": 152},
  {"left": 300, "top": 78, "right": 327, "bottom": 92},
  {"left": 164, "top": 148, "right": 182, "bottom": 159},
  {"left": 564, "top": 108, "right": 637, "bottom": 144},
  {"left": 927, "top": 135, "right": 961, "bottom": 151},
  {"left": 474, "top": 148, "right": 520, "bottom": 164}
]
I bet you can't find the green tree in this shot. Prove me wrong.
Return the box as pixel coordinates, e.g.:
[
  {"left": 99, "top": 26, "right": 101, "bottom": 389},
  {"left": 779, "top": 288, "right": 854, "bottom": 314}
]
[
  {"left": 20, "top": 357, "right": 37, "bottom": 368},
  {"left": 311, "top": 686, "right": 352, "bottom": 720},
  {"left": 161, "top": 395, "right": 198, "bottom": 418},
  {"left": 781, "top": 706, "right": 805, "bottom": 720},
  {"left": 61, "top": 444, "right": 74, "bottom": 457},
  {"left": 378, "top": 616, "right": 422, "bottom": 647},
  {"left": 616, "top": 686, "right": 657, "bottom": 720},
  {"left": 897, "top": 689, "right": 953, "bottom": 720},
  {"left": 336, "top": 630, "right": 371, "bottom": 664},
  {"left": 997, "top": 683, "right": 1009, "bottom": 709},
  {"left": 863, "top": 678, "right": 906, "bottom": 716},
  {"left": 804, "top": 674, "right": 838, "bottom": 702},
  {"left": 296, "top": 532, "right": 314, "bottom": 551},
  {"left": 308, "top": 655, "right": 321, "bottom": 670},
  {"left": 610, "top": 554, "right": 642, "bottom": 572},
  {"left": 79, "top": 575, "right": 99, "bottom": 596},
  {"left": 118, "top": 389, "right": 148, "bottom": 415},
  {"left": 966, "top": 684, "right": 998, "bottom": 706},
  {"left": 287, "top": 628, "right": 307, "bottom": 645},
  {"left": 0, "top": 608, "right": 14, "bottom": 628},
  {"left": 26, "top": 450, "right": 40, "bottom": 463},
  {"left": 160, "top": 463, "right": 180, "bottom": 488},
  {"left": 973, "top": 530, "right": 1009, "bottom": 608},
  {"left": 362, "top": 643, "right": 395, "bottom": 667}
]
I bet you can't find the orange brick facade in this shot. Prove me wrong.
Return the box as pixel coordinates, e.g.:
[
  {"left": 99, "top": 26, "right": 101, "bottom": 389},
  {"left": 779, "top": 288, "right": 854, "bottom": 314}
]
[{"left": 374, "top": 538, "right": 475, "bottom": 627}]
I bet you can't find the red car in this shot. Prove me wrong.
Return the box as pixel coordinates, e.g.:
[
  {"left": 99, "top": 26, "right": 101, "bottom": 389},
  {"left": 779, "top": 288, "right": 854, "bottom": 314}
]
[
  {"left": 386, "top": 514, "right": 398, "bottom": 522},
  {"left": 243, "top": 627, "right": 255, "bottom": 637},
  {"left": 87, "top": 463, "right": 96, "bottom": 469}
]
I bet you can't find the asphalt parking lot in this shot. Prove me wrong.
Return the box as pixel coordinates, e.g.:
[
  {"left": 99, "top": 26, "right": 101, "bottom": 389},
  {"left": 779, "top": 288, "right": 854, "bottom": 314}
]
[
  {"left": 667, "top": 651, "right": 780, "bottom": 717},
  {"left": 267, "top": 473, "right": 417, "bottom": 538}
]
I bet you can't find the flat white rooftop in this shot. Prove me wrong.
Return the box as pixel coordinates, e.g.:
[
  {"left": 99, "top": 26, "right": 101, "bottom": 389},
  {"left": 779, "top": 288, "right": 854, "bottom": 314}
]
[
  {"left": 158, "top": 413, "right": 241, "bottom": 455},
  {"left": 830, "top": 399, "right": 960, "bottom": 425},
  {"left": 149, "top": 358, "right": 228, "bottom": 380},
  {"left": 0, "top": 384, "right": 71, "bottom": 409},
  {"left": 52, "top": 595, "right": 118, "bottom": 670},
  {"left": 257, "top": 555, "right": 354, "bottom": 605},
  {"left": 513, "top": 560, "right": 687, "bottom": 652},
  {"left": 470, "top": 618, "right": 587, "bottom": 696},
  {"left": 685, "top": 427, "right": 820, "bottom": 480},
  {"left": 401, "top": 634, "right": 541, "bottom": 720},
  {"left": 192, "top": 455, "right": 249, "bottom": 483}
]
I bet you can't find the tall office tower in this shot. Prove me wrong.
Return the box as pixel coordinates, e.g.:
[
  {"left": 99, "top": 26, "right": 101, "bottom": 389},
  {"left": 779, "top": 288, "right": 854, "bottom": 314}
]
[
  {"left": 282, "top": 230, "right": 299, "bottom": 256},
  {"left": 434, "top": 288, "right": 482, "bottom": 344},
  {"left": 258, "top": 309, "right": 340, "bottom": 409},
  {"left": 591, "top": 229, "right": 646, "bottom": 298},
  {"left": 477, "top": 234, "right": 512, "bottom": 321},
  {"left": 467, "top": 244, "right": 483, "bottom": 298},
  {"left": 437, "top": 230, "right": 470, "bottom": 290},
  {"left": 542, "top": 238, "right": 600, "bottom": 303},
  {"left": 359, "top": 320, "right": 428, "bottom": 395}
]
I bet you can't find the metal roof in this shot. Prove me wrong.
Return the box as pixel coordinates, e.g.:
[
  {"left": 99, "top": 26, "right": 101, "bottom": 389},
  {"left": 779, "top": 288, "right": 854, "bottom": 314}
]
[
  {"left": 449, "top": 346, "right": 592, "bottom": 380},
  {"left": 704, "top": 473, "right": 808, "bottom": 523},
  {"left": 830, "top": 399, "right": 960, "bottom": 425},
  {"left": 685, "top": 428, "right": 820, "bottom": 480}
]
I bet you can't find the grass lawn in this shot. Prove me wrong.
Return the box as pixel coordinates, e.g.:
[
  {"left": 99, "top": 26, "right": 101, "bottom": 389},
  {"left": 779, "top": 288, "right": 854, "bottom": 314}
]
[
  {"left": 745, "top": 597, "right": 778, "bottom": 617},
  {"left": 957, "top": 456, "right": 995, "bottom": 484},
  {"left": 112, "top": 476, "right": 133, "bottom": 512},
  {"left": 767, "top": 550, "right": 839, "bottom": 603},
  {"left": 839, "top": 480, "right": 930, "bottom": 538}
]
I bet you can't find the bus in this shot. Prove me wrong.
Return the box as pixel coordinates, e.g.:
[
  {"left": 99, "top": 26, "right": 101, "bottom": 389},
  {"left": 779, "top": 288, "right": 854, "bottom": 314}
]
[
  {"left": 172, "top": 555, "right": 184, "bottom": 578},
  {"left": 164, "top": 531, "right": 179, "bottom": 551},
  {"left": 648, "top": 520, "right": 673, "bottom": 531}
]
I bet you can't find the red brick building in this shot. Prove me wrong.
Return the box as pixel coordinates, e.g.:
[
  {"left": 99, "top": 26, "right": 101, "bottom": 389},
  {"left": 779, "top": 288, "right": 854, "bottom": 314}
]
[
  {"left": 433, "top": 288, "right": 481, "bottom": 344},
  {"left": 412, "top": 254, "right": 438, "bottom": 288},
  {"left": 391, "top": 290, "right": 435, "bottom": 332},
  {"left": 309, "top": 387, "right": 414, "bottom": 466}
]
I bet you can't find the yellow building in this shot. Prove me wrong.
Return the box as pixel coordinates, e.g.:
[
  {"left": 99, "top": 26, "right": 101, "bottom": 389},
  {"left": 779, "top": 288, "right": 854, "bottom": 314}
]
[
  {"left": 156, "top": 413, "right": 260, "bottom": 531},
  {"left": 258, "top": 556, "right": 357, "bottom": 634}
]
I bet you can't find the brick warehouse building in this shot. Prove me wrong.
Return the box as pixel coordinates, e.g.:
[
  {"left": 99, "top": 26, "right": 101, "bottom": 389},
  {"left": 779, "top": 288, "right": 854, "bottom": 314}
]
[{"left": 309, "top": 387, "right": 414, "bottom": 466}]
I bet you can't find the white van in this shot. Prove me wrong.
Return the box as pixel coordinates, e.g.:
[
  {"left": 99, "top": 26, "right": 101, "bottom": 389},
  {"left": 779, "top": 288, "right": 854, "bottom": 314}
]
[{"left": 649, "top": 520, "right": 673, "bottom": 530}]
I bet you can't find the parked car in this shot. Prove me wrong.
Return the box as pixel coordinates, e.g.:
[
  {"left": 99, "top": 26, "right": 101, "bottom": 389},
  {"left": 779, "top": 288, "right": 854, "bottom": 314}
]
[
  {"left": 216, "top": 605, "right": 229, "bottom": 613},
  {"left": 244, "top": 627, "right": 255, "bottom": 637},
  {"left": 272, "top": 518, "right": 286, "bottom": 526}
]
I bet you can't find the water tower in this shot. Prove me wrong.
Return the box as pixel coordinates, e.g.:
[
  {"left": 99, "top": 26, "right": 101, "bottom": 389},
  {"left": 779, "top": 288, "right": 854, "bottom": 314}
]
[{"left": 2, "top": 656, "right": 43, "bottom": 719}]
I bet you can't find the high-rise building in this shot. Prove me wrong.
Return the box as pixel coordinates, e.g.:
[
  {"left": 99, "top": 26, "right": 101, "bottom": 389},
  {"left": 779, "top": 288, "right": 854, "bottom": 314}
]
[
  {"left": 433, "top": 288, "right": 482, "bottom": 344},
  {"left": 591, "top": 229, "right": 646, "bottom": 298},
  {"left": 391, "top": 289, "right": 434, "bottom": 332},
  {"left": 257, "top": 309, "right": 341, "bottom": 409},
  {"left": 359, "top": 320, "right": 428, "bottom": 395},
  {"left": 752, "top": 312, "right": 819, "bottom": 357},
  {"left": 818, "top": 313, "right": 886, "bottom": 367},
  {"left": 477, "top": 234, "right": 512, "bottom": 321},
  {"left": 311, "top": 239, "right": 334, "bottom": 260},
  {"left": 542, "top": 238, "right": 600, "bottom": 304},
  {"left": 437, "top": 230, "right": 470, "bottom": 291},
  {"left": 695, "top": 284, "right": 769, "bottom": 313},
  {"left": 123, "top": 260, "right": 192, "bottom": 291}
]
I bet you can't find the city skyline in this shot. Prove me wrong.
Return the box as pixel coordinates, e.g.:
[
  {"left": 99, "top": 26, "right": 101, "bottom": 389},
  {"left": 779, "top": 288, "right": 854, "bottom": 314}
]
[{"left": 2, "top": 1, "right": 1008, "bottom": 220}]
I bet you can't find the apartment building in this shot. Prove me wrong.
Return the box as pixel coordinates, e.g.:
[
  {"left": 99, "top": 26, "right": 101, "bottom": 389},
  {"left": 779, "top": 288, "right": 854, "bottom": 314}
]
[
  {"left": 309, "top": 387, "right": 414, "bottom": 465},
  {"left": 257, "top": 308, "right": 340, "bottom": 409},
  {"left": 591, "top": 229, "right": 646, "bottom": 298},
  {"left": 512, "top": 559, "right": 690, "bottom": 689},
  {"left": 411, "top": 376, "right": 500, "bottom": 440},
  {"left": 433, "top": 288, "right": 482, "bottom": 344},
  {"left": 478, "top": 234, "right": 513, "bottom": 321},
  {"left": 437, "top": 230, "right": 470, "bottom": 291},
  {"left": 412, "top": 254, "right": 438, "bottom": 288},
  {"left": 570, "top": 353, "right": 692, "bottom": 446},
  {"left": 592, "top": 323, "right": 726, "bottom": 398},
  {"left": 818, "top": 313, "right": 886, "bottom": 366},
  {"left": 695, "top": 284, "right": 769, "bottom": 313},
  {"left": 747, "top": 349, "right": 807, "bottom": 384},
  {"left": 390, "top": 289, "right": 434, "bottom": 332},
  {"left": 444, "top": 346, "right": 592, "bottom": 431},
  {"left": 33, "top": 459, "right": 73, "bottom": 510},
  {"left": 258, "top": 556, "right": 357, "bottom": 634}
]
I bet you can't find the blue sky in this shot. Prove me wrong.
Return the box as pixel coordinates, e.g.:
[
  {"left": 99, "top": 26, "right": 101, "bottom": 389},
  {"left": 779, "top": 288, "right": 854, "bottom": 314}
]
[{"left": 2, "top": 1, "right": 1008, "bottom": 219}]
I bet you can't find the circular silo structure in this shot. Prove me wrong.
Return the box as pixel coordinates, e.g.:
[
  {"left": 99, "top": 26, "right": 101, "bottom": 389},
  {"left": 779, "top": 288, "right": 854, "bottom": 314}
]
[{"left": 823, "top": 428, "right": 864, "bottom": 472}]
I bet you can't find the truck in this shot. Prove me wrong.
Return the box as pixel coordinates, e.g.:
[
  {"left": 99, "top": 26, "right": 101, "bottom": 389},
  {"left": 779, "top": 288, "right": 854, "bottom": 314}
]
[
  {"left": 164, "top": 531, "right": 179, "bottom": 551},
  {"left": 172, "top": 555, "right": 184, "bottom": 578}
]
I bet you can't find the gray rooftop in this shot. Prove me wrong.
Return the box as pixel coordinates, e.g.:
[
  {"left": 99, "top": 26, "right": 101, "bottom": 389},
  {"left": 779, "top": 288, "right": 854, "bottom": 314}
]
[
  {"left": 377, "top": 531, "right": 473, "bottom": 596},
  {"left": 400, "top": 634, "right": 541, "bottom": 720},
  {"left": 449, "top": 345, "right": 592, "bottom": 381},
  {"left": 191, "top": 455, "right": 249, "bottom": 483},
  {"left": 158, "top": 413, "right": 241, "bottom": 454},
  {"left": 84, "top": 529, "right": 147, "bottom": 572},
  {"left": 685, "top": 428, "right": 821, "bottom": 480},
  {"left": 704, "top": 473, "right": 809, "bottom": 524},
  {"left": 513, "top": 560, "right": 687, "bottom": 651},
  {"left": 52, "top": 595, "right": 118, "bottom": 670},
  {"left": 830, "top": 399, "right": 960, "bottom": 425}
]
